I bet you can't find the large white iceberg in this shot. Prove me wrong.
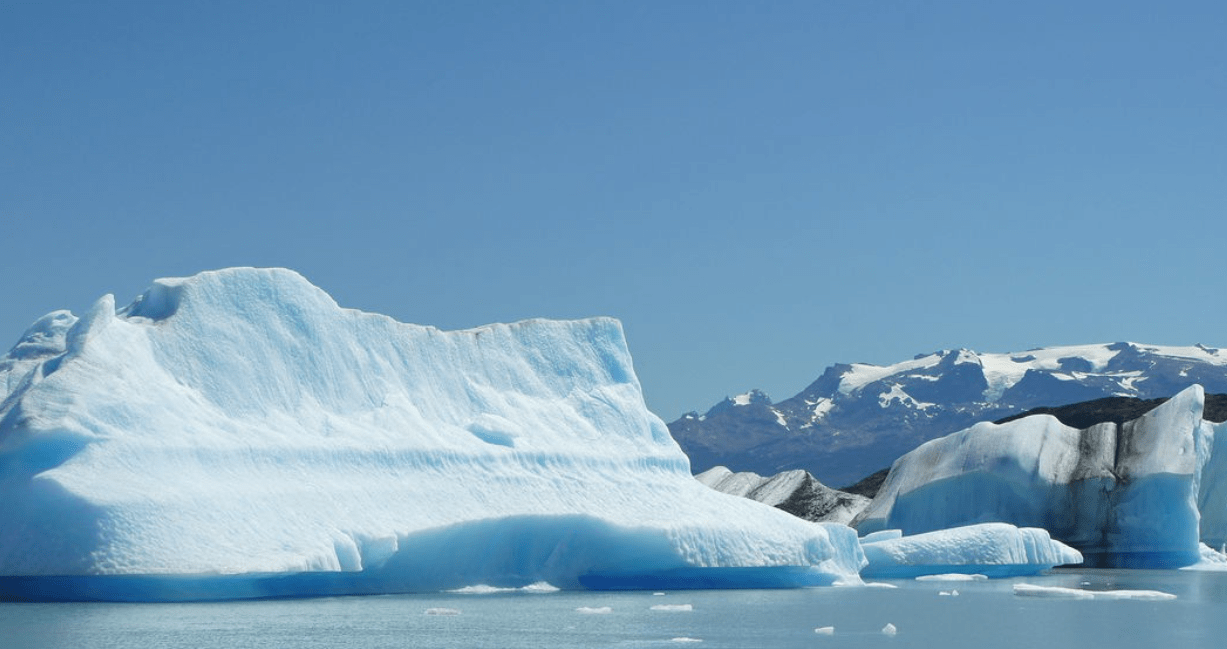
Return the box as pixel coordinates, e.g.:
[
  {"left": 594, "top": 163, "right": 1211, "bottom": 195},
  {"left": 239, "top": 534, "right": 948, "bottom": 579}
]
[
  {"left": 854, "top": 385, "right": 1226, "bottom": 568},
  {"left": 859, "top": 523, "right": 1082, "bottom": 579},
  {"left": 0, "top": 268, "right": 864, "bottom": 601}
]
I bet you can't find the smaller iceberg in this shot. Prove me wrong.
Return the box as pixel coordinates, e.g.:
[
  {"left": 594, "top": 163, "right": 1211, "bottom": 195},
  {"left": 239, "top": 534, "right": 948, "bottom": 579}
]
[
  {"left": 860, "top": 523, "right": 1082, "bottom": 579},
  {"left": 1013, "top": 584, "right": 1176, "bottom": 601}
]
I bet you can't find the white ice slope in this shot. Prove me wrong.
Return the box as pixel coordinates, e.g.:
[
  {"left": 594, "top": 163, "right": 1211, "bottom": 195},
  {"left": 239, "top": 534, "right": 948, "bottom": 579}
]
[{"left": 0, "top": 268, "right": 865, "bottom": 600}]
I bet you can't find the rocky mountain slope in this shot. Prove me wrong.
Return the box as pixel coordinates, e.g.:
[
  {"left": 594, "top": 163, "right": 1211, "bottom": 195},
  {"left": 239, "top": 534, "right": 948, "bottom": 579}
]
[
  {"left": 669, "top": 343, "right": 1227, "bottom": 487},
  {"left": 695, "top": 467, "right": 869, "bottom": 525}
]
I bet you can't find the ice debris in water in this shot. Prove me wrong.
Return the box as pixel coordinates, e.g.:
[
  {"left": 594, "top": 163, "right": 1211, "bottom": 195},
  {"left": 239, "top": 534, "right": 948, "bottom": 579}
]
[
  {"left": 448, "top": 582, "right": 559, "bottom": 594},
  {"left": 1013, "top": 584, "right": 1176, "bottom": 600},
  {"left": 814, "top": 626, "right": 835, "bottom": 635},
  {"left": 670, "top": 638, "right": 703, "bottom": 643},
  {"left": 424, "top": 608, "right": 461, "bottom": 616},
  {"left": 916, "top": 573, "right": 987, "bottom": 582},
  {"left": 651, "top": 604, "right": 693, "bottom": 612},
  {"left": 882, "top": 623, "right": 898, "bottom": 636},
  {"left": 575, "top": 606, "right": 612, "bottom": 614}
]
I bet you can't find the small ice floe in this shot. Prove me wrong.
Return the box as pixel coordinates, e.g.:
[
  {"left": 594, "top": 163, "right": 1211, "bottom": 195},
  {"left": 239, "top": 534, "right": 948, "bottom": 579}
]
[
  {"left": 938, "top": 589, "right": 960, "bottom": 597},
  {"left": 670, "top": 638, "right": 703, "bottom": 643},
  {"left": 1013, "top": 584, "right": 1176, "bottom": 601},
  {"left": 575, "top": 606, "right": 613, "bottom": 614},
  {"left": 448, "top": 581, "right": 559, "bottom": 594},
  {"left": 650, "top": 604, "right": 694, "bottom": 612},
  {"left": 424, "top": 608, "right": 461, "bottom": 616},
  {"left": 915, "top": 573, "right": 987, "bottom": 582},
  {"left": 882, "top": 623, "right": 898, "bottom": 636},
  {"left": 653, "top": 592, "right": 667, "bottom": 596},
  {"left": 862, "top": 582, "right": 899, "bottom": 589},
  {"left": 813, "top": 626, "right": 835, "bottom": 635}
]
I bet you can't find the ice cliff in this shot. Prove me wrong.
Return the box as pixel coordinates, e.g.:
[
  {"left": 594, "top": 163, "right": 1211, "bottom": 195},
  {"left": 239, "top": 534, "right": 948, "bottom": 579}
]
[
  {"left": 854, "top": 385, "right": 1227, "bottom": 568},
  {"left": 0, "top": 268, "right": 864, "bottom": 601}
]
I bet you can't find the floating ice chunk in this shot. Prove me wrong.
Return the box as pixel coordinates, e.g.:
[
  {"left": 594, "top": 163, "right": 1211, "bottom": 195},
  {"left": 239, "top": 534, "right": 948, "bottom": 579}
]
[
  {"left": 653, "top": 592, "right": 666, "bottom": 596},
  {"left": 915, "top": 573, "right": 987, "bottom": 582},
  {"left": 814, "top": 626, "right": 835, "bottom": 635},
  {"left": 862, "top": 582, "right": 899, "bottom": 589},
  {"left": 0, "top": 268, "right": 869, "bottom": 601},
  {"left": 575, "top": 606, "right": 612, "bottom": 614},
  {"left": 448, "top": 582, "right": 560, "bottom": 594},
  {"left": 938, "top": 589, "right": 960, "bottom": 597},
  {"left": 882, "top": 623, "right": 898, "bottom": 636},
  {"left": 424, "top": 608, "right": 461, "bottom": 616},
  {"left": 651, "top": 604, "right": 693, "bottom": 612},
  {"left": 861, "top": 523, "right": 1082, "bottom": 579},
  {"left": 1013, "top": 584, "right": 1176, "bottom": 600},
  {"left": 521, "top": 581, "right": 561, "bottom": 593},
  {"left": 855, "top": 386, "right": 1223, "bottom": 569},
  {"left": 670, "top": 638, "right": 703, "bottom": 643}
]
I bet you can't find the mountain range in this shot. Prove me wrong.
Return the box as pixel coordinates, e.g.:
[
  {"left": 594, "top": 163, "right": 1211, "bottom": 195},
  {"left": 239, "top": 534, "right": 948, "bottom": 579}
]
[{"left": 669, "top": 342, "right": 1227, "bottom": 487}]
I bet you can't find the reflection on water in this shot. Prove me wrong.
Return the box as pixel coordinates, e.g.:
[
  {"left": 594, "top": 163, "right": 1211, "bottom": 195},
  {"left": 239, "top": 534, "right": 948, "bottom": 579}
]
[{"left": 3, "top": 570, "right": 1225, "bottom": 649}]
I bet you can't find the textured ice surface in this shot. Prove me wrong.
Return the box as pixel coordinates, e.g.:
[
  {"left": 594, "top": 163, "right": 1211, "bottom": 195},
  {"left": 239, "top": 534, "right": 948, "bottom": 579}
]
[
  {"left": 860, "top": 523, "right": 1082, "bottom": 579},
  {"left": 0, "top": 268, "right": 865, "bottom": 600},
  {"left": 855, "top": 386, "right": 1224, "bottom": 568}
]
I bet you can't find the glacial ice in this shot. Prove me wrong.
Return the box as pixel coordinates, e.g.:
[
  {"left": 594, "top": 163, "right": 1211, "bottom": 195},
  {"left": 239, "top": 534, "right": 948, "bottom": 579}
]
[
  {"left": 0, "top": 268, "right": 866, "bottom": 601},
  {"left": 854, "top": 386, "right": 1225, "bottom": 568},
  {"left": 859, "top": 523, "right": 1082, "bottom": 579},
  {"left": 1012, "top": 584, "right": 1177, "bottom": 601}
]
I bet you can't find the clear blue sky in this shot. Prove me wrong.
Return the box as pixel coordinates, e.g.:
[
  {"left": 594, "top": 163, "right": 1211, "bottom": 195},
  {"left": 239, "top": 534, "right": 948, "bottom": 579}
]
[{"left": 4, "top": 1, "right": 1226, "bottom": 419}]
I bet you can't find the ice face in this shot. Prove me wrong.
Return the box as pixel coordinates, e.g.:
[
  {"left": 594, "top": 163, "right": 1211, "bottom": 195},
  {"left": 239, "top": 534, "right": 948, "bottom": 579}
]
[
  {"left": 854, "top": 386, "right": 1222, "bottom": 568},
  {"left": 0, "top": 268, "right": 865, "bottom": 600},
  {"left": 859, "top": 523, "right": 1082, "bottom": 579}
]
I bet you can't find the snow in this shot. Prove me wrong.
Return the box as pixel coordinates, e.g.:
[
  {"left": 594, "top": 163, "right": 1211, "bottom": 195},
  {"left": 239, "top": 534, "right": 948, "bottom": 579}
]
[
  {"left": 859, "top": 523, "right": 1082, "bottom": 579},
  {"left": 854, "top": 386, "right": 1222, "bottom": 568},
  {"left": 0, "top": 268, "right": 867, "bottom": 601},
  {"left": 696, "top": 466, "right": 869, "bottom": 525},
  {"left": 838, "top": 354, "right": 944, "bottom": 395},
  {"left": 877, "top": 384, "right": 935, "bottom": 410},
  {"left": 1013, "top": 584, "right": 1177, "bottom": 601},
  {"left": 837, "top": 342, "right": 1227, "bottom": 403}
]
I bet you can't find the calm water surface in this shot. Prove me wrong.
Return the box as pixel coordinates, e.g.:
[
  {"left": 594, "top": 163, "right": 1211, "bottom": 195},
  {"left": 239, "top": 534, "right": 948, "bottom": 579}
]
[{"left": 4, "top": 570, "right": 1226, "bottom": 649}]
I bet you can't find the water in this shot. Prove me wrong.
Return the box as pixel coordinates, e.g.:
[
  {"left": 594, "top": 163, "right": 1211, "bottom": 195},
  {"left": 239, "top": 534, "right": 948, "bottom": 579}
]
[{"left": 4, "top": 570, "right": 1226, "bottom": 649}]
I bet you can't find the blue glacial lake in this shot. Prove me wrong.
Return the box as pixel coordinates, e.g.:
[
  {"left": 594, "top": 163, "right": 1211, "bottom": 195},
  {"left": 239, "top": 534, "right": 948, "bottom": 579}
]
[{"left": 4, "top": 569, "right": 1226, "bottom": 649}]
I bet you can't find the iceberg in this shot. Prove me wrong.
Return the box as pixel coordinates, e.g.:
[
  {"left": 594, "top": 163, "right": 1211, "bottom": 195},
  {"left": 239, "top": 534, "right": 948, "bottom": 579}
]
[
  {"left": 853, "top": 386, "right": 1225, "bottom": 568},
  {"left": 859, "top": 523, "right": 1082, "bottom": 579},
  {"left": 0, "top": 268, "right": 865, "bottom": 601}
]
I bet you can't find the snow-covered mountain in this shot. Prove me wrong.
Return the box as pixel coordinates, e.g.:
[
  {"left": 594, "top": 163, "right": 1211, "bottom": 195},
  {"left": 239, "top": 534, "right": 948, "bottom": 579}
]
[
  {"left": 670, "top": 343, "right": 1227, "bottom": 488},
  {"left": 0, "top": 268, "right": 865, "bottom": 600},
  {"left": 695, "top": 466, "right": 869, "bottom": 525}
]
